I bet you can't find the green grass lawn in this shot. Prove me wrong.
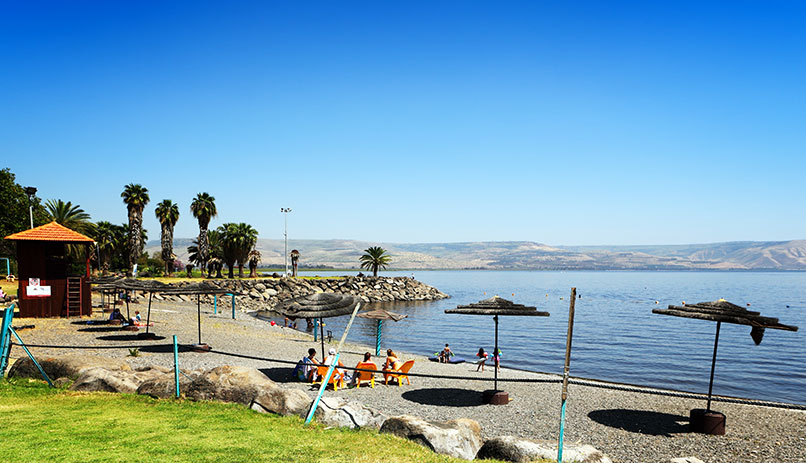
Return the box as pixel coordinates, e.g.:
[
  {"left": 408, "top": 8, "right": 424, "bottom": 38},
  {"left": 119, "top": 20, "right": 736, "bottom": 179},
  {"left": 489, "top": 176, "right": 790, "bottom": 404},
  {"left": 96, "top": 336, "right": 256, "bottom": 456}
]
[
  {"left": 0, "top": 379, "right": 486, "bottom": 463},
  {"left": 1, "top": 279, "right": 16, "bottom": 297}
]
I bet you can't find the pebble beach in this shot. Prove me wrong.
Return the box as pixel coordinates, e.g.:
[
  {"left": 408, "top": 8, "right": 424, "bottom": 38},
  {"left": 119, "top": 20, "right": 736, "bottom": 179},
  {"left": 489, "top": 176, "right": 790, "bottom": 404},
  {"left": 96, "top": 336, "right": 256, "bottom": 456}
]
[{"left": 7, "top": 298, "right": 805, "bottom": 463}]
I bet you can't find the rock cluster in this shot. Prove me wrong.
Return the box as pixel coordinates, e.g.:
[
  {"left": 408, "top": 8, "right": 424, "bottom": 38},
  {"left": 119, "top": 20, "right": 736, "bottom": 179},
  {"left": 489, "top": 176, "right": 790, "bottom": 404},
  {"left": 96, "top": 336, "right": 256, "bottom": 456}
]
[
  {"left": 135, "top": 276, "right": 449, "bottom": 311},
  {"left": 9, "top": 356, "right": 610, "bottom": 462}
]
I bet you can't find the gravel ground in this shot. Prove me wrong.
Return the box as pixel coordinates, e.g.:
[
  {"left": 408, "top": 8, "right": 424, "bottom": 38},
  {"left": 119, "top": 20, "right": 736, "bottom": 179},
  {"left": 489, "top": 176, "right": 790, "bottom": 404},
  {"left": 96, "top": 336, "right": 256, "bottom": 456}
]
[{"left": 7, "top": 298, "right": 805, "bottom": 463}]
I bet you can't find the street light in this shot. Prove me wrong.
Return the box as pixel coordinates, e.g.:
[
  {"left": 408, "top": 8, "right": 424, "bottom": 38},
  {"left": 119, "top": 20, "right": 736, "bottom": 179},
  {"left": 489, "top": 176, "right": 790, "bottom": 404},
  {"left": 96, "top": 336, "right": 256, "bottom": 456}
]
[
  {"left": 24, "top": 186, "right": 37, "bottom": 229},
  {"left": 281, "top": 208, "right": 291, "bottom": 277}
]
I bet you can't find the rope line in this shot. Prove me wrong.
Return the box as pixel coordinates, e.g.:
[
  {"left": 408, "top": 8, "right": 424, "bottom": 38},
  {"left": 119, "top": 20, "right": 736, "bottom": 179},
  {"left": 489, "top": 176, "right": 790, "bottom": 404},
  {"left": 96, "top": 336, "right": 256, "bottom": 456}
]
[{"left": 8, "top": 341, "right": 806, "bottom": 410}]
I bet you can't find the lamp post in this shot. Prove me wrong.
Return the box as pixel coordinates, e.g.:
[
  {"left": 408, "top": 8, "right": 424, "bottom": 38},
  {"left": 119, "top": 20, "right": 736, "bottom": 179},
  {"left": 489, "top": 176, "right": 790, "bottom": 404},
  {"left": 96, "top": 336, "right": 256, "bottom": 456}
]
[
  {"left": 281, "top": 208, "right": 291, "bottom": 277},
  {"left": 24, "top": 186, "right": 37, "bottom": 229}
]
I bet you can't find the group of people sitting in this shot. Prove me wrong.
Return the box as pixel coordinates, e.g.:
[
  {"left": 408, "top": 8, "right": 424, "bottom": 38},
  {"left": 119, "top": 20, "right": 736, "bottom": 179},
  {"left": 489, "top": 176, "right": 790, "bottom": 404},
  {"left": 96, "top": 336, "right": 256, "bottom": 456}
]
[
  {"left": 293, "top": 347, "right": 405, "bottom": 387},
  {"left": 436, "top": 343, "right": 501, "bottom": 372},
  {"left": 108, "top": 308, "right": 149, "bottom": 326}
]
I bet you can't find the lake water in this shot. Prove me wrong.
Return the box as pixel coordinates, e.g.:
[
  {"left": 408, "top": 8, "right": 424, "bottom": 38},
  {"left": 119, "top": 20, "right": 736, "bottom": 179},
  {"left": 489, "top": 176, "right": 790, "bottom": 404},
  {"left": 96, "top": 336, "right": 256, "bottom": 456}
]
[{"left": 293, "top": 270, "right": 806, "bottom": 405}]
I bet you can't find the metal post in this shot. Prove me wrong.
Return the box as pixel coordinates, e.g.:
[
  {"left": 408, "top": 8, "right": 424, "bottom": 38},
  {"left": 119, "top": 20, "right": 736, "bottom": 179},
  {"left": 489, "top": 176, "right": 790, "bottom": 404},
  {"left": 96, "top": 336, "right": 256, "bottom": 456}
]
[
  {"left": 214, "top": 295, "right": 218, "bottom": 315},
  {"left": 558, "top": 287, "right": 577, "bottom": 463},
  {"left": 493, "top": 315, "right": 499, "bottom": 391},
  {"left": 9, "top": 326, "right": 53, "bottom": 387},
  {"left": 28, "top": 204, "right": 34, "bottom": 229},
  {"left": 145, "top": 292, "right": 153, "bottom": 334},
  {"left": 125, "top": 291, "right": 131, "bottom": 320},
  {"left": 319, "top": 317, "right": 325, "bottom": 362},
  {"left": 197, "top": 294, "right": 202, "bottom": 345},
  {"left": 706, "top": 321, "right": 721, "bottom": 413},
  {"left": 313, "top": 319, "right": 318, "bottom": 341},
  {"left": 231, "top": 293, "right": 235, "bottom": 320},
  {"left": 0, "top": 305, "right": 15, "bottom": 375},
  {"left": 281, "top": 207, "right": 291, "bottom": 277},
  {"left": 173, "top": 335, "right": 180, "bottom": 398},
  {"left": 376, "top": 319, "right": 382, "bottom": 356}
]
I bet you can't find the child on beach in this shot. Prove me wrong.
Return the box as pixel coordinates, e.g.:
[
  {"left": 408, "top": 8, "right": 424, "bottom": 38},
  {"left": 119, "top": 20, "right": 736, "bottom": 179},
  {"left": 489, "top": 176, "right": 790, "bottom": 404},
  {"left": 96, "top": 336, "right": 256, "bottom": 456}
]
[
  {"left": 476, "top": 348, "right": 488, "bottom": 372},
  {"left": 493, "top": 348, "right": 502, "bottom": 373},
  {"left": 134, "top": 311, "right": 141, "bottom": 322},
  {"left": 438, "top": 344, "right": 453, "bottom": 363}
]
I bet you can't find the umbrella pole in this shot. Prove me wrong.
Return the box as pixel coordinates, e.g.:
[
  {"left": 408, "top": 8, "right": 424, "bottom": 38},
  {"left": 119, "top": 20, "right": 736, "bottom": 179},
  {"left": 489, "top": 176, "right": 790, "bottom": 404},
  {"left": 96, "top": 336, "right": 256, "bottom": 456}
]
[
  {"left": 706, "top": 321, "right": 721, "bottom": 413},
  {"left": 125, "top": 291, "right": 130, "bottom": 320},
  {"left": 376, "top": 319, "right": 382, "bottom": 356},
  {"left": 558, "top": 287, "right": 577, "bottom": 463},
  {"left": 494, "top": 315, "right": 499, "bottom": 391},
  {"left": 146, "top": 292, "right": 153, "bottom": 334},
  {"left": 197, "top": 294, "right": 202, "bottom": 345},
  {"left": 319, "top": 317, "right": 325, "bottom": 360}
]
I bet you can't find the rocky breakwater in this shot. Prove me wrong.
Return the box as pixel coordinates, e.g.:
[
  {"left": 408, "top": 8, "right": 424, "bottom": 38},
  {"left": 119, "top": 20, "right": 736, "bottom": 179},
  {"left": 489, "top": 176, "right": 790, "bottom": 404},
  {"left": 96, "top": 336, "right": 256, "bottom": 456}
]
[{"left": 147, "top": 276, "right": 449, "bottom": 311}]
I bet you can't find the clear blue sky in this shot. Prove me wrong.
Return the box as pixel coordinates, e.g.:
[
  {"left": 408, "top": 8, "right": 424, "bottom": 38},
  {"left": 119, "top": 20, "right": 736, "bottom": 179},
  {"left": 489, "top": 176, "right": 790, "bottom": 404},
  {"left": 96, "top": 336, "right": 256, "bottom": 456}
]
[{"left": 2, "top": 1, "right": 804, "bottom": 245}]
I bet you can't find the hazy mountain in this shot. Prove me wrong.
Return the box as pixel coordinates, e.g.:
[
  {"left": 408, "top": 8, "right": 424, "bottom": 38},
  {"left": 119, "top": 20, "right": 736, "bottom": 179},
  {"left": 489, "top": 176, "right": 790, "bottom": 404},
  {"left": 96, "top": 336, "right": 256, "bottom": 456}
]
[{"left": 146, "top": 238, "right": 806, "bottom": 271}]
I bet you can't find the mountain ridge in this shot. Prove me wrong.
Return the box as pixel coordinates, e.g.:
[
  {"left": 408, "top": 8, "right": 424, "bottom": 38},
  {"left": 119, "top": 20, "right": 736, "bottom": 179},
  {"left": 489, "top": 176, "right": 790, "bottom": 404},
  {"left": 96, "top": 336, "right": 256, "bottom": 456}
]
[{"left": 145, "top": 238, "right": 806, "bottom": 271}]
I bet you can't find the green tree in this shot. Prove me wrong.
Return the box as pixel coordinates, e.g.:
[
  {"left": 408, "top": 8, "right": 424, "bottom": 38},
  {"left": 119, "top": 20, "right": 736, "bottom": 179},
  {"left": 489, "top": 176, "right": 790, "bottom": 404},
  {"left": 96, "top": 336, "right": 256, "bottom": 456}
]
[
  {"left": 247, "top": 249, "right": 261, "bottom": 278},
  {"left": 45, "top": 199, "right": 96, "bottom": 236},
  {"left": 92, "top": 221, "right": 121, "bottom": 275},
  {"left": 155, "top": 199, "right": 180, "bottom": 276},
  {"left": 218, "top": 223, "right": 258, "bottom": 278},
  {"left": 0, "top": 168, "right": 48, "bottom": 270},
  {"left": 190, "top": 192, "right": 217, "bottom": 277},
  {"left": 360, "top": 246, "right": 391, "bottom": 277},
  {"left": 121, "top": 184, "right": 150, "bottom": 276},
  {"left": 290, "top": 249, "right": 300, "bottom": 278}
]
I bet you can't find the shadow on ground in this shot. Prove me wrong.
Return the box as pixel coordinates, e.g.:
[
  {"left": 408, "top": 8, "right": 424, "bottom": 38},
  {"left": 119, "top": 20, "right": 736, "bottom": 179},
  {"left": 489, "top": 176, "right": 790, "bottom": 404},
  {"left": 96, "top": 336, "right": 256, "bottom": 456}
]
[
  {"left": 402, "top": 388, "right": 484, "bottom": 407},
  {"left": 259, "top": 367, "right": 296, "bottom": 383},
  {"left": 139, "top": 343, "right": 192, "bottom": 353},
  {"left": 77, "top": 327, "right": 126, "bottom": 333},
  {"left": 587, "top": 409, "right": 689, "bottom": 437},
  {"left": 96, "top": 334, "right": 167, "bottom": 342}
]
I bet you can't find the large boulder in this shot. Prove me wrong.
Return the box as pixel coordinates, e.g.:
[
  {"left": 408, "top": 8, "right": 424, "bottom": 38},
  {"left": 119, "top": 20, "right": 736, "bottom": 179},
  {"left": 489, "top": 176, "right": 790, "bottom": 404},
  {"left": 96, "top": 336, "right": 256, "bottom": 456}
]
[
  {"left": 70, "top": 366, "right": 168, "bottom": 394},
  {"left": 314, "top": 397, "right": 386, "bottom": 430},
  {"left": 250, "top": 386, "right": 312, "bottom": 418},
  {"left": 8, "top": 354, "right": 130, "bottom": 381},
  {"left": 184, "top": 366, "right": 274, "bottom": 405},
  {"left": 379, "top": 415, "right": 483, "bottom": 461},
  {"left": 137, "top": 369, "right": 201, "bottom": 399},
  {"left": 477, "top": 436, "right": 612, "bottom": 463}
]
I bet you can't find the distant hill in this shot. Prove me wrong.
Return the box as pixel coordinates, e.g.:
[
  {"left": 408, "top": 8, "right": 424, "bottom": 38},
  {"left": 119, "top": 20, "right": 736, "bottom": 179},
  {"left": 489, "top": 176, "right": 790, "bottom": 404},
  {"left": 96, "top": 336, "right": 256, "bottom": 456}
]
[{"left": 145, "top": 238, "right": 806, "bottom": 271}]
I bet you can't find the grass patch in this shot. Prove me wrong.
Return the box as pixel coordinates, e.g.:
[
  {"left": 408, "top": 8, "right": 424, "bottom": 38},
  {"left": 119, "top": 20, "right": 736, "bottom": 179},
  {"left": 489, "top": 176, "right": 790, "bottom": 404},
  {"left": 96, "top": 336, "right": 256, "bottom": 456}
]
[
  {"left": 0, "top": 379, "right": 486, "bottom": 463},
  {"left": 1, "top": 280, "right": 17, "bottom": 297}
]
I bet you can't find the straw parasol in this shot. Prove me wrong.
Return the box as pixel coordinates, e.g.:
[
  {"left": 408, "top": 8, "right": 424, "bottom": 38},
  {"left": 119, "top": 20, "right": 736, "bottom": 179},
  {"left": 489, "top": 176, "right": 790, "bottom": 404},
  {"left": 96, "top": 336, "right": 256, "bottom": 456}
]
[
  {"left": 356, "top": 308, "right": 408, "bottom": 356},
  {"left": 276, "top": 293, "right": 360, "bottom": 362},
  {"left": 160, "top": 282, "right": 244, "bottom": 350},
  {"left": 653, "top": 299, "right": 798, "bottom": 434},
  {"left": 446, "top": 296, "right": 549, "bottom": 404},
  {"left": 95, "top": 278, "right": 171, "bottom": 337}
]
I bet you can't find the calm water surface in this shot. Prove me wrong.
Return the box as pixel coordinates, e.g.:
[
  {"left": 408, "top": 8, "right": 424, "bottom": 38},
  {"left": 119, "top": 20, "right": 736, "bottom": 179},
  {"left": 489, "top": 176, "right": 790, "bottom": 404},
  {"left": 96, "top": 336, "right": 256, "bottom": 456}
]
[{"left": 292, "top": 270, "right": 805, "bottom": 404}]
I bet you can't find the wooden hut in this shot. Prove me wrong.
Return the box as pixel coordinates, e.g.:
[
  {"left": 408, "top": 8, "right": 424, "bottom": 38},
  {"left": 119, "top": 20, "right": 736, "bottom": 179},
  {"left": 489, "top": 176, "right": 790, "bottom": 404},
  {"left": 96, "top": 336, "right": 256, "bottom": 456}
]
[{"left": 4, "top": 221, "right": 94, "bottom": 317}]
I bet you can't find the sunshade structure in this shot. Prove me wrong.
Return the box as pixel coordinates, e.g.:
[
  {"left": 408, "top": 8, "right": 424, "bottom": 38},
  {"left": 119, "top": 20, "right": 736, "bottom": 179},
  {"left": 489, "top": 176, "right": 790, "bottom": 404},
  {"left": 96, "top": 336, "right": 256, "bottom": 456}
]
[
  {"left": 160, "top": 282, "right": 244, "bottom": 350},
  {"left": 446, "top": 296, "right": 549, "bottom": 404},
  {"left": 275, "top": 293, "right": 360, "bottom": 362},
  {"left": 89, "top": 275, "right": 125, "bottom": 311},
  {"left": 356, "top": 308, "right": 408, "bottom": 356},
  {"left": 653, "top": 299, "right": 798, "bottom": 434},
  {"left": 95, "top": 278, "right": 171, "bottom": 338}
]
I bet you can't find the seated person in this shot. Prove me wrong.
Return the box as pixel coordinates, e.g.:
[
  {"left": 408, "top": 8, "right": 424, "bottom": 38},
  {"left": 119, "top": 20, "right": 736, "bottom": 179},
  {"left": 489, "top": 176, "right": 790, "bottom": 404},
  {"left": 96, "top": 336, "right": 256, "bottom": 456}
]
[
  {"left": 134, "top": 311, "right": 142, "bottom": 322},
  {"left": 438, "top": 344, "right": 453, "bottom": 363},
  {"left": 109, "top": 308, "right": 126, "bottom": 322},
  {"left": 323, "top": 348, "right": 350, "bottom": 382},
  {"left": 350, "top": 352, "right": 377, "bottom": 386},
  {"left": 292, "top": 348, "right": 319, "bottom": 382},
  {"left": 382, "top": 349, "right": 403, "bottom": 381}
]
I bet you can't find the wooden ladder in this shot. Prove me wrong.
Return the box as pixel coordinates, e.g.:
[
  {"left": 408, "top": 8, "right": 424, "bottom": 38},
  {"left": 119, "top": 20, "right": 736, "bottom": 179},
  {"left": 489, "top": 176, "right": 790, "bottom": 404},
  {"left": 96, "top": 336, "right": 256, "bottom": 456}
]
[{"left": 66, "top": 277, "right": 82, "bottom": 318}]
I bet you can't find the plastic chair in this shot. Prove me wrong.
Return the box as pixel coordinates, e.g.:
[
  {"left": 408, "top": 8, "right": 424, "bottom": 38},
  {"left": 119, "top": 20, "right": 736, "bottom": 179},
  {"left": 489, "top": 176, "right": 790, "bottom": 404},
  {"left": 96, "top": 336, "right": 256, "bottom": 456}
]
[
  {"left": 313, "top": 364, "right": 344, "bottom": 391},
  {"left": 384, "top": 360, "right": 414, "bottom": 386},
  {"left": 354, "top": 362, "right": 377, "bottom": 388}
]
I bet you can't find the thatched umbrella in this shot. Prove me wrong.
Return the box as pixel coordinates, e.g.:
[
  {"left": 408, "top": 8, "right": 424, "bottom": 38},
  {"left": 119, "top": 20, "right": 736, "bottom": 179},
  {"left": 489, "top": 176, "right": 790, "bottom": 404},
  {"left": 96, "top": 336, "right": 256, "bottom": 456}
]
[
  {"left": 446, "top": 296, "right": 549, "bottom": 404},
  {"left": 89, "top": 275, "right": 125, "bottom": 309},
  {"left": 276, "top": 293, "right": 360, "bottom": 361},
  {"left": 161, "top": 282, "right": 244, "bottom": 350},
  {"left": 96, "top": 278, "right": 171, "bottom": 338},
  {"left": 356, "top": 308, "right": 408, "bottom": 356},
  {"left": 653, "top": 299, "right": 798, "bottom": 434}
]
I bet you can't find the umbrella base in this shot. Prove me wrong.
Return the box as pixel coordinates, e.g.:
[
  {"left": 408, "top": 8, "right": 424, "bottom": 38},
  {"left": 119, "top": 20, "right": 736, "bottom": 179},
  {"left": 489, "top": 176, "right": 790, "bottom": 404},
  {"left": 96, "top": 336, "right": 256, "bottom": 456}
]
[
  {"left": 690, "top": 409, "right": 725, "bottom": 435},
  {"left": 191, "top": 343, "right": 211, "bottom": 353},
  {"left": 483, "top": 389, "right": 509, "bottom": 405}
]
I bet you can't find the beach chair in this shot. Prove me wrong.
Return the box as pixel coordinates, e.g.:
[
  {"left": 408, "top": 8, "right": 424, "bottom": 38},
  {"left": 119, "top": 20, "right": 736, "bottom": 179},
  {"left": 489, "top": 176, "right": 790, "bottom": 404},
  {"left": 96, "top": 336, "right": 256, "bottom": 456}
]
[
  {"left": 384, "top": 360, "right": 414, "bottom": 386},
  {"left": 354, "top": 362, "right": 377, "bottom": 388},
  {"left": 313, "top": 364, "right": 345, "bottom": 391}
]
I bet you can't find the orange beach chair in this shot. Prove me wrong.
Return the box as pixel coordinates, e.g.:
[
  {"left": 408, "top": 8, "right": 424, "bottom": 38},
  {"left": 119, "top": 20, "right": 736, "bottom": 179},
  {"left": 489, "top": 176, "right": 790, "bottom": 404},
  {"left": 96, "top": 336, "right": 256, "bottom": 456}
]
[
  {"left": 354, "top": 362, "right": 378, "bottom": 388},
  {"left": 313, "top": 364, "right": 345, "bottom": 391},
  {"left": 384, "top": 360, "right": 414, "bottom": 386}
]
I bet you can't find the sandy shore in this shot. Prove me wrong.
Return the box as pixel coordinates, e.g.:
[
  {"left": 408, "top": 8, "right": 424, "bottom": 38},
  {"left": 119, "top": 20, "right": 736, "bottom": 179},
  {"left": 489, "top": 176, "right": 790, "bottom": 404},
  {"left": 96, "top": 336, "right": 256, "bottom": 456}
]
[{"left": 6, "top": 298, "right": 805, "bottom": 463}]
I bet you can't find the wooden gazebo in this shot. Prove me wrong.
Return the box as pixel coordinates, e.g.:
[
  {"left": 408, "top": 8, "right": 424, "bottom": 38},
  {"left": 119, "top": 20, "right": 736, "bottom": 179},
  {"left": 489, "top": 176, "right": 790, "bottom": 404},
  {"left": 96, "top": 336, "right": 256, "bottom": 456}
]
[{"left": 4, "top": 221, "right": 94, "bottom": 317}]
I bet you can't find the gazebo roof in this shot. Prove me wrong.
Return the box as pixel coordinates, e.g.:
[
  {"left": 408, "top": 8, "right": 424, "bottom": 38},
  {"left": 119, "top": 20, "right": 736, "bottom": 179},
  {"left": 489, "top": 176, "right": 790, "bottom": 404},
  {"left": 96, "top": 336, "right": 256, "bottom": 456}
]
[
  {"left": 356, "top": 308, "right": 408, "bottom": 322},
  {"left": 4, "top": 221, "right": 94, "bottom": 243},
  {"left": 275, "top": 293, "right": 360, "bottom": 319},
  {"left": 446, "top": 296, "right": 550, "bottom": 316}
]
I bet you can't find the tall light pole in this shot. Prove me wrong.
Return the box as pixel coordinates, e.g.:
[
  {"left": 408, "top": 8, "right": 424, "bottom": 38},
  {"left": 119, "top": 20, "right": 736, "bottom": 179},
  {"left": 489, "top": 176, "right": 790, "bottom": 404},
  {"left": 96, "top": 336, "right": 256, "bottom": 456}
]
[
  {"left": 281, "top": 208, "right": 291, "bottom": 277},
  {"left": 24, "top": 186, "right": 37, "bottom": 229}
]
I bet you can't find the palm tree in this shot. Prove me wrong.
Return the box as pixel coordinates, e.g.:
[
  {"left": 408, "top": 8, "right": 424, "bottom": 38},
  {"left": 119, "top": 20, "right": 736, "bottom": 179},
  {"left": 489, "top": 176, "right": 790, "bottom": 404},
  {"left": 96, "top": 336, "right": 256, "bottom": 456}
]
[
  {"left": 93, "top": 221, "right": 119, "bottom": 275},
  {"left": 219, "top": 223, "right": 259, "bottom": 278},
  {"left": 190, "top": 193, "right": 217, "bottom": 277},
  {"left": 45, "top": 199, "right": 96, "bottom": 263},
  {"left": 155, "top": 199, "right": 180, "bottom": 276},
  {"left": 247, "top": 249, "right": 261, "bottom": 278},
  {"left": 121, "top": 184, "right": 150, "bottom": 276},
  {"left": 360, "top": 246, "right": 391, "bottom": 277},
  {"left": 290, "top": 249, "right": 300, "bottom": 278}
]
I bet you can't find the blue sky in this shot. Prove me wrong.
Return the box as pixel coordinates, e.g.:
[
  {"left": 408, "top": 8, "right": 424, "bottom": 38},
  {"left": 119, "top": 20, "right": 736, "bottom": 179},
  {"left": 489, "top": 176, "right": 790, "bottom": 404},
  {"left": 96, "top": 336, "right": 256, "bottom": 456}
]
[{"left": 2, "top": 1, "right": 804, "bottom": 245}]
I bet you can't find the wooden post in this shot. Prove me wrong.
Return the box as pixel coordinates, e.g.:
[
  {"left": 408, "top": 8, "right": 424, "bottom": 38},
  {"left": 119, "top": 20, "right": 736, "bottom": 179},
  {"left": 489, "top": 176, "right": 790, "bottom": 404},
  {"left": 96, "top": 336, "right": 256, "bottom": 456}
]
[{"left": 558, "top": 287, "right": 577, "bottom": 463}]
